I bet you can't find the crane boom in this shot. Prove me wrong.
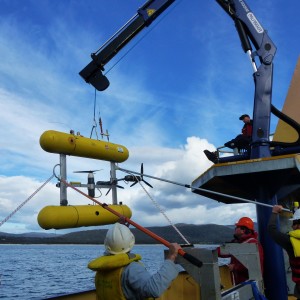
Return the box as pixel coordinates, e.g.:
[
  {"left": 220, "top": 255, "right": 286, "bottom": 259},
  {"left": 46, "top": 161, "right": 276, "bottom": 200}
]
[{"left": 79, "top": 0, "right": 175, "bottom": 91}]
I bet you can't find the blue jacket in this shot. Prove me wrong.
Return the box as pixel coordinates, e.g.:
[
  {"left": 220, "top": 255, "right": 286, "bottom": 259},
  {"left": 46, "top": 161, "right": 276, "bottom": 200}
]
[{"left": 122, "top": 258, "right": 179, "bottom": 299}]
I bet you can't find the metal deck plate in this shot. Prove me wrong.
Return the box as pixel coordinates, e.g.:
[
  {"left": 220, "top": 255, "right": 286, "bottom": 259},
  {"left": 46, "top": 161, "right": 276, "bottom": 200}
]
[{"left": 191, "top": 154, "right": 300, "bottom": 204}]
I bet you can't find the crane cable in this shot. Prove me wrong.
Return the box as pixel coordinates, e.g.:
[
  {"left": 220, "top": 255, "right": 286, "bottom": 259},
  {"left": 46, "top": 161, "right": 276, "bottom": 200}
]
[
  {"left": 89, "top": 81, "right": 108, "bottom": 141},
  {"left": 0, "top": 174, "right": 55, "bottom": 227},
  {"left": 90, "top": 88, "right": 99, "bottom": 139}
]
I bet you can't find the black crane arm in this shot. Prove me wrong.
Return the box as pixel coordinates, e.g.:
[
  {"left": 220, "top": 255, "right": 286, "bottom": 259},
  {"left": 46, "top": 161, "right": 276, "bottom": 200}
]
[{"left": 79, "top": 0, "right": 175, "bottom": 91}]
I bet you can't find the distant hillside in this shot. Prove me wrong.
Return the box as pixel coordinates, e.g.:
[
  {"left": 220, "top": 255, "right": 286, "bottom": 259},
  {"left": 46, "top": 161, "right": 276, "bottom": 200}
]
[
  {"left": 0, "top": 224, "right": 234, "bottom": 245},
  {"left": 0, "top": 232, "right": 58, "bottom": 238}
]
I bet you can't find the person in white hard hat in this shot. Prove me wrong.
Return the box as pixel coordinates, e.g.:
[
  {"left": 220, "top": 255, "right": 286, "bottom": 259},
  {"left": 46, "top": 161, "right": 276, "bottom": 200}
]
[
  {"left": 88, "top": 223, "right": 181, "bottom": 300},
  {"left": 268, "top": 205, "right": 300, "bottom": 300}
]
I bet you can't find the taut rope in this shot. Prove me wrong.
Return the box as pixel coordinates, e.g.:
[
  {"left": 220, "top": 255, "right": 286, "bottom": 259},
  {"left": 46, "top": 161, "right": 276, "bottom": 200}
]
[{"left": 0, "top": 174, "right": 54, "bottom": 227}]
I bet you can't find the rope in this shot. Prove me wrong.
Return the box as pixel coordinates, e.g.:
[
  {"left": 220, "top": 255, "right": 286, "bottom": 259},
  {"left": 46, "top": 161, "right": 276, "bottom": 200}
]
[
  {"left": 111, "top": 166, "right": 190, "bottom": 243},
  {"left": 0, "top": 174, "right": 55, "bottom": 227},
  {"left": 128, "top": 172, "right": 191, "bottom": 244},
  {"left": 117, "top": 166, "right": 291, "bottom": 212}
]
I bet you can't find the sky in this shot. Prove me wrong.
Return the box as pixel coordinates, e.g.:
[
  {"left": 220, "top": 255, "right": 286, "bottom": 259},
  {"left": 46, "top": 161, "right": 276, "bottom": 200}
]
[{"left": 0, "top": 0, "right": 300, "bottom": 236}]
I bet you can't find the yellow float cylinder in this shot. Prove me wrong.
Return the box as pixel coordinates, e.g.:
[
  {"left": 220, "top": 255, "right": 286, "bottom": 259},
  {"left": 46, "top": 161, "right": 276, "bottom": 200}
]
[
  {"left": 37, "top": 205, "right": 132, "bottom": 229},
  {"left": 40, "top": 130, "right": 129, "bottom": 162}
]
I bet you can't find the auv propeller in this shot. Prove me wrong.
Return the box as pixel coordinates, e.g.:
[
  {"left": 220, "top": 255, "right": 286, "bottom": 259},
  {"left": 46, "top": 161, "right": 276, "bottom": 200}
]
[{"left": 123, "top": 163, "right": 153, "bottom": 188}]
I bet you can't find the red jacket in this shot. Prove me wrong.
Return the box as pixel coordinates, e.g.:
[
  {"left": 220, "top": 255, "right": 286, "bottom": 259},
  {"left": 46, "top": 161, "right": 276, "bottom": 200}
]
[
  {"left": 219, "top": 231, "right": 264, "bottom": 285},
  {"left": 289, "top": 257, "right": 300, "bottom": 284},
  {"left": 242, "top": 121, "right": 253, "bottom": 138}
]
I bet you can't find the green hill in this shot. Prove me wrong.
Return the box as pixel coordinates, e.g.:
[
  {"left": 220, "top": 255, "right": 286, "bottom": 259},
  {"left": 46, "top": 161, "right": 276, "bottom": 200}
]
[{"left": 0, "top": 224, "right": 234, "bottom": 245}]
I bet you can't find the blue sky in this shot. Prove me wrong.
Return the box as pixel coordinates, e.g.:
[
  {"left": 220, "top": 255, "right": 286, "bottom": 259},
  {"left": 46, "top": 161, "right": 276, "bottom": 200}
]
[{"left": 0, "top": 0, "right": 300, "bottom": 235}]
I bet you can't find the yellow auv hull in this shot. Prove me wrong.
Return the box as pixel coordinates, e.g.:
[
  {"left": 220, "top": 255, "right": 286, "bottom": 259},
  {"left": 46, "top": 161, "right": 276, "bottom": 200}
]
[
  {"left": 40, "top": 130, "right": 129, "bottom": 162},
  {"left": 38, "top": 205, "right": 132, "bottom": 229}
]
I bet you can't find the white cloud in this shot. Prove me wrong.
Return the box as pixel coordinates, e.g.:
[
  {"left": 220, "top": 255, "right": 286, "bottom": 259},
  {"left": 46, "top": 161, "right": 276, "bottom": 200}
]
[{"left": 0, "top": 137, "right": 257, "bottom": 234}]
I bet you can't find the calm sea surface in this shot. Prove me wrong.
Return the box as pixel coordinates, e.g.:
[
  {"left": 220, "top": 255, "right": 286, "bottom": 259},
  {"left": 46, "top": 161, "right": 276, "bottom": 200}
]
[{"left": 0, "top": 244, "right": 167, "bottom": 300}]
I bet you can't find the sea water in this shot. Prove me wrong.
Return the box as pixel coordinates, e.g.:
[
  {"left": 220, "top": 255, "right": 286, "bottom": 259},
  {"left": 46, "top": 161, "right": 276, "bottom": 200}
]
[{"left": 0, "top": 244, "right": 166, "bottom": 300}]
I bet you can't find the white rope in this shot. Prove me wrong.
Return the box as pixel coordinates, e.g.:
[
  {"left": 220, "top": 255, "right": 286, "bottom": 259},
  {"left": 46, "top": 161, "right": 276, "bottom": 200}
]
[
  {"left": 0, "top": 174, "right": 55, "bottom": 227},
  {"left": 117, "top": 166, "right": 291, "bottom": 212},
  {"left": 133, "top": 175, "right": 191, "bottom": 244}
]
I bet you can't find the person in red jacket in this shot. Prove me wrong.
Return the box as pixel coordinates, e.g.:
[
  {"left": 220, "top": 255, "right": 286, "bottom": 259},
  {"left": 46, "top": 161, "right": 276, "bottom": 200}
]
[
  {"left": 224, "top": 114, "right": 253, "bottom": 150},
  {"left": 219, "top": 217, "right": 264, "bottom": 285},
  {"left": 204, "top": 114, "right": 253, "bottom": 163}
]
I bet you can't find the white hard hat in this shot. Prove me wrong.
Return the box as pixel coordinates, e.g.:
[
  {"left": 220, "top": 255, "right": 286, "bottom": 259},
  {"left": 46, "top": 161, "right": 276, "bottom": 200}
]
[
  {"left": 104, "top": 223, "right": 135, "bottom": 255},
  {"left": 290, "top": 209, "right": 300, "bottom": 221}
]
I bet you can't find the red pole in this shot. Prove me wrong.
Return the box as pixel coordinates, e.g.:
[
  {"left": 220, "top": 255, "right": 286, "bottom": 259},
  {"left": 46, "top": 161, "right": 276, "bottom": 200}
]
[{"left": 60, "top": 178, "right": 202, "bottom": 267}]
